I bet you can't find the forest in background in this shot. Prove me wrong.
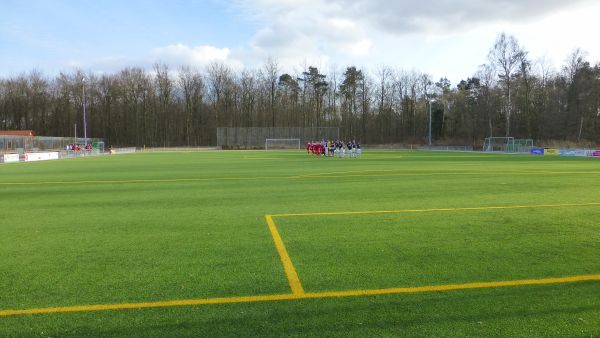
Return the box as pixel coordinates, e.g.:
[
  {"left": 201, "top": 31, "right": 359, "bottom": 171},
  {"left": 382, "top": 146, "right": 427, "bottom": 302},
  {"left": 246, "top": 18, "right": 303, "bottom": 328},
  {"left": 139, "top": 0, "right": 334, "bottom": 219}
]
[{"left": 1, "top": 33, "right": 599, "bottom": 147}]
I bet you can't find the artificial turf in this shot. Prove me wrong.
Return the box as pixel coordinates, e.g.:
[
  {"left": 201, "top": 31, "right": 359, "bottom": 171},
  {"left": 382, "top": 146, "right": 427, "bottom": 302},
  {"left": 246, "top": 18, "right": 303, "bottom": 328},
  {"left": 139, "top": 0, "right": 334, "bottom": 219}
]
[{"left": 0, "top": 150, "right": 599, "bottom": 337}]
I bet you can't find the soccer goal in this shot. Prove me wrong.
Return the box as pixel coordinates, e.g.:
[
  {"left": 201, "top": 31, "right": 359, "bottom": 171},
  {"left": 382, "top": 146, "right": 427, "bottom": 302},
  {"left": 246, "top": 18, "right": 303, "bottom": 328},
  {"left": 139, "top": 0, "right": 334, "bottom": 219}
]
[
  {"left": 265, "top": 138, "right": 301, "bottom": 150},
  {"left": 483, "top": 137, "right": 514, "bottom": 152},
  {"left": 483, "top": 137, "right": 534, "bottom": 153},
  {"left": 506, "top": 139, "right": 534, "bottom": 153}
]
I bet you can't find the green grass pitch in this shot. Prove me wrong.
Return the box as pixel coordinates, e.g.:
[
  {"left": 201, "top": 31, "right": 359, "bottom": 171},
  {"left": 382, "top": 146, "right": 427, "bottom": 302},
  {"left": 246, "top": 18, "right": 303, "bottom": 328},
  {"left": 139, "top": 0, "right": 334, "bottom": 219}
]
[{"left": 0, "top": 150, "right": 599, "bottom": 337}]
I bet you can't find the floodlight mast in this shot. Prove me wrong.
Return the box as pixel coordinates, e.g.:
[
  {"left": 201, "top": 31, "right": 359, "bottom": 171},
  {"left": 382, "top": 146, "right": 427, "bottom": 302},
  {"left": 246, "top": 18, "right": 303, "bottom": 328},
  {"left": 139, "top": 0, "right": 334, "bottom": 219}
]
[
  {"left": 428, "top": 98, "right": 432, "bottom": 145},
  {"left": 427, "top": 93, "right": 435, "bottom": 146},
  {"left": 82, "top": 77, "right": 88, "bottom": 145}
]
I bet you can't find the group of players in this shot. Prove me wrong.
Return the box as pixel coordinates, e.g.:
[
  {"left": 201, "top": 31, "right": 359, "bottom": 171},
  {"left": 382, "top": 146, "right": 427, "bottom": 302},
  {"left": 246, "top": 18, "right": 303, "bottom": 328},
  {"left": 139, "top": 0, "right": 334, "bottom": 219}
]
[
  {"left": 307, "top": 140, "right": 362, "bottom": 158},
  {"left": 66, "top": 144, "right": 93, "bottom": 151}
]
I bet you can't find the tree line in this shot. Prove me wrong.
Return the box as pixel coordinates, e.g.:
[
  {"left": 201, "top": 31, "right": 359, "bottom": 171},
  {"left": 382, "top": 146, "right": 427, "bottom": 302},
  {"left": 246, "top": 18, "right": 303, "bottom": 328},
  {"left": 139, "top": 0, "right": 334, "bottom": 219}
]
[{"left": 1, "top": 33, "right": 599, "bottom": 147}]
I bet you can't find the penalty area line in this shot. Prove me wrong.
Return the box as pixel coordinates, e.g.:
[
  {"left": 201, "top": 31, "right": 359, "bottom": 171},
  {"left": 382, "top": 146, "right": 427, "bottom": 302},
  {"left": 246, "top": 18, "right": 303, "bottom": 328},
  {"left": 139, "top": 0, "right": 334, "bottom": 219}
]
[
  {"left": 271, "top": 202, "right": 600, "bottom": 217},
  {"left": 1, "top": 274, "right": 599, "bottom": 317}
]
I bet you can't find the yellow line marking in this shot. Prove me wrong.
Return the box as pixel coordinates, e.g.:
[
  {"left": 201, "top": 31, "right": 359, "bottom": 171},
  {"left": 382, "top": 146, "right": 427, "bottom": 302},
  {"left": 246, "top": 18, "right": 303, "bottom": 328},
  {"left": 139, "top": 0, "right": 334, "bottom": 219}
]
[
  {"left": 1, "top": 274, "right": 598, "bottom": 317},
  {"left": 293, "top": 169, "right": 399, "bottom": 178},
  {"left": 0, "top": 176, "right": 293, "bottom": 186},
  {"left": 291, "top": 171, "right": 600, "bottom": 180},
  {"left": 271, "top": 202, "right": 600, "bottom": 217},
  {"left": 265, "top": 215, "right": 305, "bottom": 295},
  {"left": 243, "top": 157, "right": 281, "bottom": 160},
  {"left": 303, "top": 274, "right": 600, "bottom": 298},
  {"left": 0, "top": 294, "right": 299, "bottom": 317},
  {"left": 290, "top": 168, "right": 600, "bottom": 180},
  {"left": 2, "top": 169, "right": 600, "bottom": 186}
]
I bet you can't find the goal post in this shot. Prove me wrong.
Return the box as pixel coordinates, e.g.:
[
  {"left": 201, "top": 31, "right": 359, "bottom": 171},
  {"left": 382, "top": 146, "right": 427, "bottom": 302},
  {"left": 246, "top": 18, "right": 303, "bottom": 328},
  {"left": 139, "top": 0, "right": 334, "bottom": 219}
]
[
  {"left": 483, "top": 137, "right": 534, "bottom": 153},
  {"left": 483, "top": 137, "right": 514, "bottom": 152},
  {"left": 265, "top": 138, "right": 301, "bottom": 150},
  {"left": 506, "top": 139, "right": 534, "bottom": 153}
]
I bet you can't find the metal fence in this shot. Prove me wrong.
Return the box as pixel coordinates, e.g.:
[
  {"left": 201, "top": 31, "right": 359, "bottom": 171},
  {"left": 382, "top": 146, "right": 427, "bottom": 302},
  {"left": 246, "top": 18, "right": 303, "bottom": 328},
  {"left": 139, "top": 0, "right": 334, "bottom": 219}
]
[
  {"left": 0, "top": 135, "right": 105, "bottom": 154},
  {"left": 217, "top": 127, "right": 340, "bottom": 148}
]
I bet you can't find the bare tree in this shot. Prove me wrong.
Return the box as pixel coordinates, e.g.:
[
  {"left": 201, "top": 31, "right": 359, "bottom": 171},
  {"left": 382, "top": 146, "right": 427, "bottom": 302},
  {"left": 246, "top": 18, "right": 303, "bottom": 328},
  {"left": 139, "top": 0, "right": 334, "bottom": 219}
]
[
  {"left": 488, "top": 32, "right": 525, "bottom": 136},
  {"left": 475, "top": 64, "right": 497, "bottom": 137},
  {"left": 207, "top": 62, "right": 233, "bottom": 129},
  {"left": 178, "top": 66, "right": 204, "bottom": 146},
  {"left": 517, "top": 50, "right": 534, "bottom": 137},
  {"left": 562, "top": 49, "right": 593, "bottom": 141},
  {"left": 375, "top": 66, "right": 393, "bottom": 142},
  {"left": 564, "top": 48, "right": 587, "bottom": 84},
  {"left": 154, "top": 63, "right": 173, "bottom": 146},
  {"left": 261, "top": 57, "right": 279, "bottom": 127},
  {"left": 239, "top": 70, "right": 258, "bottom": 127}
]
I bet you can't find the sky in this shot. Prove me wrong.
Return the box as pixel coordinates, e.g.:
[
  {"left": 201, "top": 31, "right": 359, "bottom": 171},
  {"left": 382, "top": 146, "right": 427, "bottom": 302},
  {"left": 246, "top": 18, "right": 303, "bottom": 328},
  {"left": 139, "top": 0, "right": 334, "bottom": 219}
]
[{"left": 1, "top": 0, "right": 599, "bottom": 84}]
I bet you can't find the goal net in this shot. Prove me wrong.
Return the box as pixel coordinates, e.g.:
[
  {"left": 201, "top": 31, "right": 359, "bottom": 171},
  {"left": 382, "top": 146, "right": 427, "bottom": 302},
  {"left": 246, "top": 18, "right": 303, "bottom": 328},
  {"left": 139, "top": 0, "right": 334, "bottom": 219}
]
[
  {"left": 483, "top": 137, "right": 514, "bottom": 152},
  {"left": 506, "top": 139, "right": 534, "bottom": 153},
  {"left": 483, "top": 137, "right": 534, "bottom": 153},
  {"left": 265, "top": 138, "right": 301, "bottom": 150}
]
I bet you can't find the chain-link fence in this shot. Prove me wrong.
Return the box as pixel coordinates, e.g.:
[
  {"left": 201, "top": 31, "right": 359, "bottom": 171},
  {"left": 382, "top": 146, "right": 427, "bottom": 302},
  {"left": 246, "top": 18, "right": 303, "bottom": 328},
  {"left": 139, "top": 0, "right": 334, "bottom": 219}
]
[
  {"left": 0, "top": 135, "right": 105, "bottom": 154},
  {"left": 217, "top": 127, "right": 339, "bottom": 149}
]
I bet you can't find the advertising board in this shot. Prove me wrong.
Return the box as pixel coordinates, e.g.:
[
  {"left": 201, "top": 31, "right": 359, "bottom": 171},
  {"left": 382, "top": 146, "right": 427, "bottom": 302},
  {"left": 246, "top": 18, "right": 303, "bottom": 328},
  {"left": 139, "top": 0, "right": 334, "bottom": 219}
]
[
  {"left": 3, "top": 153, "right": 20, "bottom": 163},
  {"left": 544, "top": 148, "right": 560, "bottom": 156},
  {"left": 24, "top": 152, "right": 59, "bottom": 162}
]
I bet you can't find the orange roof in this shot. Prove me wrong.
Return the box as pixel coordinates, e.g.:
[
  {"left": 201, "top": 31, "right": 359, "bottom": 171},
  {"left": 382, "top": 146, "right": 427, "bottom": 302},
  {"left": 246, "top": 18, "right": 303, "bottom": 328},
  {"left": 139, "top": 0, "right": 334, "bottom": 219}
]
[{"left": 0, "top": 130, "right": 35, "bottom": 136}]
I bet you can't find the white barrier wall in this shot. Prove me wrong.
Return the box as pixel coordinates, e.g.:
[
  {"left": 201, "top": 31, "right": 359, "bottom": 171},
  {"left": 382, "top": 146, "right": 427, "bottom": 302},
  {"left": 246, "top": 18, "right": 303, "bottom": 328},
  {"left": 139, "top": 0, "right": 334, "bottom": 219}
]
[
  {"left": 110, "top": 147, "right": 137, "bottom": 154},
  {"left": 24, "top": 152, "right": 59, "bottom": 162},
  {"left": 3, "top": 153, "right": 20, "bottom": 163}
]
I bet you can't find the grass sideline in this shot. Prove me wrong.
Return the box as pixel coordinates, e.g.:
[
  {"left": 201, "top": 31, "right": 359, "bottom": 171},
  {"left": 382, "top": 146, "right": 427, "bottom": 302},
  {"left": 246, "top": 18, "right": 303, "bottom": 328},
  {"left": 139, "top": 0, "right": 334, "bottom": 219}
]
[{"left": 0, "top": 150, "right": 599, "bottom": 336}]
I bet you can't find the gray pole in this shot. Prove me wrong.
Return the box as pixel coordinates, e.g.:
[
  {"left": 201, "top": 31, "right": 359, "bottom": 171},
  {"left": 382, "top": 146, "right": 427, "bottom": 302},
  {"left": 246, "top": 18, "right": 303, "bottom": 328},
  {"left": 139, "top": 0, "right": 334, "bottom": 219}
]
[
  {"left": 428, "top": 99, "right": 432, "bottom": 145},
  {"left": 82, "top": 77, "right": 87, "bottom": 145}
]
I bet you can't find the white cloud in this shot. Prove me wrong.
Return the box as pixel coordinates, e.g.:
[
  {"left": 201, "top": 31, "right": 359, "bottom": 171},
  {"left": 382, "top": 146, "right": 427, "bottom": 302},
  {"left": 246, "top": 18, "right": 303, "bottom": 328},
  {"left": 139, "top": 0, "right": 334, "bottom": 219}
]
[
  {"left": 71, "top": 0, "right": 600, "bottom": 83},
  {"left": 341, "top": 38, "right": 372, "bottom": 57},
  {"left": 230, "top": 0, "right": 600, "bottom": 82},
  {"left": 234, "top": 0, "right": 372, "bottom": 72},
  {"left": 152, "top": 44, "right": 243, "bottom": 70}
]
